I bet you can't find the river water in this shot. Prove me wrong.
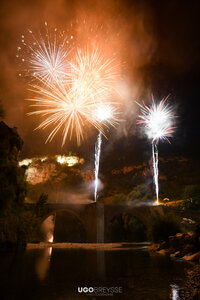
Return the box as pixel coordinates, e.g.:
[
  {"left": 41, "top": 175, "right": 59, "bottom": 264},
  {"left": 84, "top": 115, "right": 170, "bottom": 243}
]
[{"left": 0, "top": 243, "right": 190, "bottom": 300}]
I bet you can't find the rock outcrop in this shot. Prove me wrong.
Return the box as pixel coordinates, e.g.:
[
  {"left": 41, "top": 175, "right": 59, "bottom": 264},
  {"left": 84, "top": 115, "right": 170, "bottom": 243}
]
[{"left": 149, "top": 232, "right": 200, "bottom": 263}]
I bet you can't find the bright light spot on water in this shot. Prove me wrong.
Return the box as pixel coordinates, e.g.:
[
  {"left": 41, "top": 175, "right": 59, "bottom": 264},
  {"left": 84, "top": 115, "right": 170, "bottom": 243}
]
[
  {"left": 171, "top": 284, "right": 179, "bottom": 300},
  {"left": 35, "top": 247, "right": 52, "bottom": 281}
]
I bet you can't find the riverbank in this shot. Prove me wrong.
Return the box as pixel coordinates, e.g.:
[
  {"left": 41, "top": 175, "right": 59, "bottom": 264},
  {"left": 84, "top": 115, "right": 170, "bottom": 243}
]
[{"left": 149, "top": 232, "right": 200, "bottom": 262}]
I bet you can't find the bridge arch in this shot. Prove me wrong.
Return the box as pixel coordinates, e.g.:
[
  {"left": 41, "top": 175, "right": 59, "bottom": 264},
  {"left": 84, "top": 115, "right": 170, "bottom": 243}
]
[
  {"left": 104, "top": 204, "right": 165, "bottom": 242},
  {"left": 40, "top": 208, "right": 85, "bottom": 226},
  {"left": 105, "top": 205, "right": 153, "bottom": 228},
  {"left": 105, "top": 211, "right": 148, "bottom": 242},
  {"left": 40, "top": 208, "right": 87, "bottom": 243}
]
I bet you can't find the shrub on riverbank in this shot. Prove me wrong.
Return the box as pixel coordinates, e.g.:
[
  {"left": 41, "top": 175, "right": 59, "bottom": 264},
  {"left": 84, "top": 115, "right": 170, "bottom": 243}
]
[
  {"left": 147, "top": 212, "right": 181, "bottom": 242},
  {"left": 182, "top": 185, "right": 200, "bottom": 209},
  {"left": 127, "top": 184, "right": 152, "bottom": 202},
  {"left": 184, "top": 264, "right": 200, "bottom": 300}
]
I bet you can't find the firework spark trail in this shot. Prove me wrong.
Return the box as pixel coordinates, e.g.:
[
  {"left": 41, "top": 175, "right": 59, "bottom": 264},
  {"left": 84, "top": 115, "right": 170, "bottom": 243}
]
[
  {"left": 93, "top": 104, "right": 120, "bottom": 201},
  {"left": 152, "top": 141, "right": 159, "bottom": 205},
  {"left": 94, "top": 131, "right": 102, "bottom": 201},
  {"left": 137, "top": 96, "right": 176, "bottom": 205}
]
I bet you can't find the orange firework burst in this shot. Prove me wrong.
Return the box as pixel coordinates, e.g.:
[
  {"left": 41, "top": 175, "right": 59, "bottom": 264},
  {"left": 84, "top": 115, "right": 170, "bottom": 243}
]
[
  {"left": 28, "top": 80, "right": 102, "bottom": 146},
  {"left": 71, "top": 48, "right": 118, "bottom": 102},
  {"left": 27, "top": 47, "right": 119, "bottom": 146}
]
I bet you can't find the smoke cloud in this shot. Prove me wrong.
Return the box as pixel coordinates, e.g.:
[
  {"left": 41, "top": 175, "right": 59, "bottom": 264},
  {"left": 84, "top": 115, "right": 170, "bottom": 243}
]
[{"left": 0, "top": 0, "right": 199, "bottom": 157}]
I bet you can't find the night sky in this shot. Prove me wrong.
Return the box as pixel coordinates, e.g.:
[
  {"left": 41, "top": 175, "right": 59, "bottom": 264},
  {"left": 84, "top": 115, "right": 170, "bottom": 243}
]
[{"left": 0, "top": 0, "right": 200, "bottom": 160}]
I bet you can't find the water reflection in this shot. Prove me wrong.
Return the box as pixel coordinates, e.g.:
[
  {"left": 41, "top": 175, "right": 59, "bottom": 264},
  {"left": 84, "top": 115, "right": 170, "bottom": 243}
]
[
  {"left": 0, "top": 244, "right": 189, "bottom": 300},
  {"left": 41, "top": 215, "right": 55, "bottom": 242},
  {"left": 35, "top": 247, "right": 52, "bottom": 281},
  {"left": 171, "top": 284, "right": 180, "bottom": 300},
  {"left": 97, "top": 250, "right": 105, "bottom": 280}
]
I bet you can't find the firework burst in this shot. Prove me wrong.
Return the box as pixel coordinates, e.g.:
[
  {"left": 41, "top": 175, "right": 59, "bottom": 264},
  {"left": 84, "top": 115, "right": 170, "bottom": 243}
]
[
  {"left": 137, "top": 96, "right": 176, "bottom": 143},
  {"left": 137, "top": 96, "right": 177, "bottom": 205},
  {"left": 94, "top": 103, "right": 120, "bottom": 130},
  {"left": 71, "top": 47, "right": 118, "bottom": 103},
  {"left": 17, "top": 22, "right": 73, "bottom": 85},
  {"left": 28, "top": 80, "right": 102, "bottom": 146},
  {"left": 27, "top": 47, "right": 120, "bottom": 146}
]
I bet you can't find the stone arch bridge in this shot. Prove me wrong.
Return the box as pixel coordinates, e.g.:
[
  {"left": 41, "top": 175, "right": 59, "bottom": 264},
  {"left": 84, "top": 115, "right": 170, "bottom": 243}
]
[{"left": 27, "top": 203, "right": 200, "bottom": 243}]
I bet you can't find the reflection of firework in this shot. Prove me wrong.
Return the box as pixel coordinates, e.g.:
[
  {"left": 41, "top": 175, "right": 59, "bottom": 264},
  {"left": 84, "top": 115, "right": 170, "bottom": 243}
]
[
  {"left": 17, "top": 22, "right": 73, "bottom": 85},
  {"left": 137, "top": 96, "right": 176, "bottom": 205}
]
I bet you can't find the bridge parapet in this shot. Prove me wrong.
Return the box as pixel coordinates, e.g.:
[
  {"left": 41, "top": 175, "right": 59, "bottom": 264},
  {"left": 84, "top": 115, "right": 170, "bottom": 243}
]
[{"left": 27, "top": 202, "right": 195, "bottom": 243}]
